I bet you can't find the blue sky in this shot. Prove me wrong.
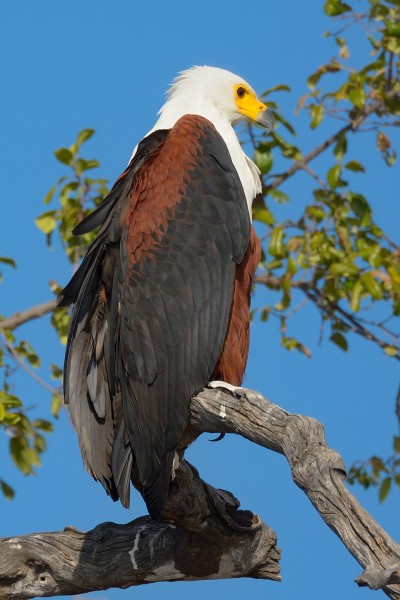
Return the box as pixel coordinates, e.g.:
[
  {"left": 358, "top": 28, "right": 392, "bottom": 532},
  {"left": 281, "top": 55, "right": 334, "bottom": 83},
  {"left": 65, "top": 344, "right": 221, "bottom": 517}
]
[{"left": 1, "top": 1, "right": 399, "bottom": 599}]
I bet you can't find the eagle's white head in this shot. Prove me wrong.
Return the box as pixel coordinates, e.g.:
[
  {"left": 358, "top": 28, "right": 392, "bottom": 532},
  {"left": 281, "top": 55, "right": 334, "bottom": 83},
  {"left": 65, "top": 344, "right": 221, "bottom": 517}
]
[
  {"left": 134, "top": 66, "right": 274, "bottom": 208},
  {"left": 159, "top": 65, "right": 274, "bottom": 132}
]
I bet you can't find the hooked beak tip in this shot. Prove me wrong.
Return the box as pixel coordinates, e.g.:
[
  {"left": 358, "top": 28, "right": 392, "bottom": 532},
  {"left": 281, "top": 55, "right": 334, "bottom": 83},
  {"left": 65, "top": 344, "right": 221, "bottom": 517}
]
[{"left": 257, "top": 108, "right": 275, "bottom": 133}]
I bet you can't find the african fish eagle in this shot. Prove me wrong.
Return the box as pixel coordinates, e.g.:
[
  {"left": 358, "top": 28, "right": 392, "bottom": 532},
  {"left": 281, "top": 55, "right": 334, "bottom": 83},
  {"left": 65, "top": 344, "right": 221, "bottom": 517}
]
[{"left": 58, "top": 66, "right": 274, "bottom": 519}]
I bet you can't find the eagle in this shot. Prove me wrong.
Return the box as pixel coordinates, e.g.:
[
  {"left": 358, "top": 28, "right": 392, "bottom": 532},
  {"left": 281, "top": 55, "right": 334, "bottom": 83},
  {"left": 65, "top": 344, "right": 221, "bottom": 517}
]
[{"left": 58, "top": 66, "right": 274, "bottom": 519}]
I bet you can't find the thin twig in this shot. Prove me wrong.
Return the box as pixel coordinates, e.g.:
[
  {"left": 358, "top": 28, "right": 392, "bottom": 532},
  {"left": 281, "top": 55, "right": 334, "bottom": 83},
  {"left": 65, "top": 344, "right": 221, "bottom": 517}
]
[
  {"left": 300, "top": 163, "right": 327, "bottom": 188},
  {"left": 1, "top": 333, "right": 60, "bottom": 395},
  {"left": 254, "top": 274, "right": 400, "bottom": 358},
  {"left": 298, "top": 283, "right": 400, "bottom": 358},
  {"left": 387, "top": 52, "right": 394, "bottom": 91}
]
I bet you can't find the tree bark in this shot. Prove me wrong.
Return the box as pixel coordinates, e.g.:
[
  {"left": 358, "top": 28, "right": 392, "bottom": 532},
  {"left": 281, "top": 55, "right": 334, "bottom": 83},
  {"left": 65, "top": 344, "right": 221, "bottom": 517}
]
[
  {"left": 191, "top": 386, "right": 400, "bottom": 598},
  {"left": 1, "top": 385, "right": 400, "bottom": 599},
  {"left": 0, "top": 458, "right": 280, "bottom": 599},
  {"left": 0, "top": 300, "right": 57, "bottom": 332}
]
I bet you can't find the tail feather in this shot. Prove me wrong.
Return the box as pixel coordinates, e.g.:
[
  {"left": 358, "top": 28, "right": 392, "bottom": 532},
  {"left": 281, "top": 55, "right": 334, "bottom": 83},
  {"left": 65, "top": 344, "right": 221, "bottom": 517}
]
[
  {"left": 111, "top": 421, "right": 133, "bottom": 508},
  {"left": 143, "top": 451, "right": 175, "bottom": 520}
]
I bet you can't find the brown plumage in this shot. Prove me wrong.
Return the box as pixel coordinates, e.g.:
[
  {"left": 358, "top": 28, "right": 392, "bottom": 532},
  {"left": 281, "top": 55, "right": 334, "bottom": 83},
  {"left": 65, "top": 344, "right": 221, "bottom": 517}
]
[{"left": 212, "top": 226, "right": 261, "bottom": 385}]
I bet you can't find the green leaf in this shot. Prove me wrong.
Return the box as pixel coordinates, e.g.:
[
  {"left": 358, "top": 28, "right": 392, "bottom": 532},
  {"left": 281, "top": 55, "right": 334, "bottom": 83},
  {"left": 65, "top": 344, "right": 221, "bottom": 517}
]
[
  {"left": 350, "top": 280, "right": 364, "bottom": 312},
  {"left": 393, "top": 436, "right": 400, "bottom": 453},
  {"left": 386, "top": 149, "right": 397, "bottom": 167},
  {"left": 269, "top": 189, "right": 289, "bottom": 204},
  {"left": 385, "top": 21, "right": 400, "bottom": 37},
  {"left": 35, "top": 211, "right": 57, "bottom": 234},
  {"left": 33, "top": 419, "right": 53, "bottom": 433},
  {"left": 51, "top": 307, "right": 71, "bottom": 345},
  {"left": 349, "top": 193, "right": 371, "bottom": 223},
  {"left": 43, "top": 183, "right": 58, "bottom": 205},
  {"left": 336, "top": 36, "right": 349, "bottom": 59},
  {"left": 75, "top": 128, "right": 95, "bottom": 149},
  {"left": 281, "top": 336, "right": 311, "bottom": 357},
  {"left": 287, "top": 258, "right": 297, "bottom": 274},
  {"left": 0, "top": 256, "right": 16, "bottom": 269},
  {"left": 348, "top": 86, "right": 367, "bottom": 109},
  {"left": 75, "top": 158, "right": 100, "bottom": 176},
  {"left": 3, "top": 413, "right": 22, "bottom": 426},
  {"left": 253, "top": 205, "right": 275, "bottom": 225},
  {"left": 384, "top": 36, "right": 400, "bottom": 54},
  {"left": 54, "top": 147, "right": 73, "bottom": 165},
  {"left": 371, "top": 456, "right": 388, "bottom": 475},
  {"left": 34, "top": 433, "right": 47, "bottom": 453},
  {"left": 306, "top": 205, "right": 326, "bottom": 222},
  {"left": 26, "top": 353, "right": 41, "bottom": 368},
  {"left": 0, "top": 480, "right": 14, "bottom": 500},
  {"left": 0, "top": 391, "right": 22, "bottom": 407},
  {"left": 379, "top": 477, "right": 391, "bottom": 502},
  {"left": 324, "top": 0, "right": 351, "bottom": 16},
  {"left": 344, "top": 160, "right": 365, "bottom": 172},
  {"left": 361, "top": 272, "right": 383, "bottom": 299},
  {"left": 253, "top": 149, "right": 273, "bottom": 175},
  {"left": 51, "top": 394, "right": 63, "bottom": 418},
  {"left": 327, "top": 164, "right": 342, "bottom": 188},
  {"left": 330, "top": 332, "right": 348, "bottom": 351},
  {"left": 307, "top": 71, "right": 323, "bottom": 91},
  {"left": 260, "top": 308, "right": 271, "bottom": 322},
  {"left": 269, "top": 228, "right": 285, "bottom": 257},
  {"left": 384, "top": 346, "right": 398, "bottom": 357},
  {"left": 333, "top": 132, "right": 347, "bottom": 160},
  {"left": 50, "top": 364, "right": 63, "bottom": 380},
  {"left": 310, "top": 104, "right": 324, "bottom": 129},
  {"left": 10, "top": 437, "right": 41, "bottom": 475},
  {"left": 263, "top": 84, "right": 291, "bottom": 95}
]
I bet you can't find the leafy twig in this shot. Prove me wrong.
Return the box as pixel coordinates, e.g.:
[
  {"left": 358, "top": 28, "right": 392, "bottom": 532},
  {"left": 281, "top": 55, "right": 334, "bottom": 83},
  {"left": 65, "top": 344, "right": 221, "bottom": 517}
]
[
  {"left": 1, "top": 333, "right": 60, "bottom": 395},
  {"left": 264, "top": 100, "right": 383, "bottom": 193}
]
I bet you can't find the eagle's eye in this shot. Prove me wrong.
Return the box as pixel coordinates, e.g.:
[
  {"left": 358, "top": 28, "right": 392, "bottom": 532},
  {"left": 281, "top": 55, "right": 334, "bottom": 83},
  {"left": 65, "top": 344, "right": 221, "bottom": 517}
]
[{"left": 236, "top": 86, "right": 246, "bottom": 99}]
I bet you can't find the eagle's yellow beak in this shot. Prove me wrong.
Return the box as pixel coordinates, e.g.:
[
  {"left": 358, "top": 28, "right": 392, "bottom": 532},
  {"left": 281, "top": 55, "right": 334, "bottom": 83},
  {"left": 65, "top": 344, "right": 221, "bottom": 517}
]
[{"left": 234, "top": 84, "right": 274, "bottom": 133}]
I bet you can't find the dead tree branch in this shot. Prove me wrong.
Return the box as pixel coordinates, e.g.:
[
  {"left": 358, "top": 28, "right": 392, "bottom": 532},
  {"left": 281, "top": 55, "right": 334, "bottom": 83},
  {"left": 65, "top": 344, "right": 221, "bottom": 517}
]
[
  {"left": 191, "top": 387, "right": 400, "bottom": 598},
  {"left": 0, "top": 457, "right": 279, "bottom": 599},
  {"left": 1, "top": 386, "right": 400, "bottom": 599},
  {"left": 0, "top": 300, "right": 57, "bottom": 332}
]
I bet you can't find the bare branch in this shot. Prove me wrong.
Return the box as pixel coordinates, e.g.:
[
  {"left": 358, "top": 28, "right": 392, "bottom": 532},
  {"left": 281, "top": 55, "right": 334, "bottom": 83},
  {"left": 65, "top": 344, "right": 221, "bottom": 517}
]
[
  {"left": 1, "top": 386, "right": 400, "bottom": 598},
  {"left": 0, "top": 458, "right": 279, "bottom": 599},
  {"left": 191, "top": 386, "right": 400, "bottom": 598},
  {"left": 0, "top": 300, "right": 57, "bottom": 332}
]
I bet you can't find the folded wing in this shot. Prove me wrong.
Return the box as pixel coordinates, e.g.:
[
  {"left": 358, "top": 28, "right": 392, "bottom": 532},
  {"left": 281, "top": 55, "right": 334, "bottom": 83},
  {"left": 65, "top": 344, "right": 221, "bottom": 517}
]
[{"left": 58, "top": 115, "right": 251, "bottom": 518}]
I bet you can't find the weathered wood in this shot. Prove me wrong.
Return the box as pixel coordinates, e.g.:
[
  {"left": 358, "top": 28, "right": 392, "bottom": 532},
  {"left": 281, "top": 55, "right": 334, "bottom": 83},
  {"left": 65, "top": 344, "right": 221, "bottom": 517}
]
[
  {"left": 191, "top": 386, "right": 400, "bottom": 599},
  {"left": 1, "top": 385, "right": 400, "bottom": 599},
  {"left": 0, "top": 458, "right": 280, "bottom": 599}
]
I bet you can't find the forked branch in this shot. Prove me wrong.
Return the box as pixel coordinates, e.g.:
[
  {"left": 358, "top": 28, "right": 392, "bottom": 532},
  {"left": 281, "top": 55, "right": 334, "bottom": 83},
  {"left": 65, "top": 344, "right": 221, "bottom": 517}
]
[
  {"left": 0, "top": 450, "right": 280, "bottom": 599},
  {"left": 1, "top": 386, "right": 400, "bottom": 599}
]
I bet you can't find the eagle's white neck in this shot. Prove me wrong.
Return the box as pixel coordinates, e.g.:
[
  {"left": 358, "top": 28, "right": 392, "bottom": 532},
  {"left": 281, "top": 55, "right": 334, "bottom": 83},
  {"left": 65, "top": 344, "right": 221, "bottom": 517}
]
[{"left": 131, "top": 95, "right": 261, "bottom": 216}]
